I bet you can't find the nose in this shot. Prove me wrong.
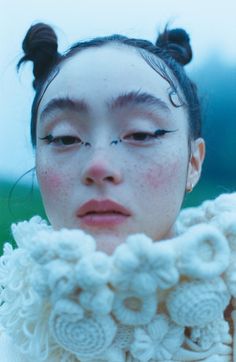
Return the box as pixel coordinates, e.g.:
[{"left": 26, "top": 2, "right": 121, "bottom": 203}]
[{"left": 81, "top": 149, "right": 123, "bottom": 186}]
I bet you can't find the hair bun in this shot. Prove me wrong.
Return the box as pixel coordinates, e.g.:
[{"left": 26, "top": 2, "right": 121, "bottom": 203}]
[
  {"left": 156, "top": 28, "right": 192, "bottom": 66},
  {"left": 18, "top": 23, "right": 59, "bottom": 88}
]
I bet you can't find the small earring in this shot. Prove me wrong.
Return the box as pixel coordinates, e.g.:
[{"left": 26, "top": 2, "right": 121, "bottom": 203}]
[{"left": 186, "top": 182, "right": 193, "bottom": 193}]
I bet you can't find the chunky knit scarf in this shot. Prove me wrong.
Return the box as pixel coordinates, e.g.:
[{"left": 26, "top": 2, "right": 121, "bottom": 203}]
[{"left": 0, "top": 193, "right": 236, "bottom": 362}]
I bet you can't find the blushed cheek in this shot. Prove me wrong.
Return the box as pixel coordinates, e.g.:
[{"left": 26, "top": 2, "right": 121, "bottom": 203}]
[
  {"left": 144, "top": 159, "right": 184, "bottom": 189},
  {"left": 37, "top": 168, "right": 65, "bottom": 195}
]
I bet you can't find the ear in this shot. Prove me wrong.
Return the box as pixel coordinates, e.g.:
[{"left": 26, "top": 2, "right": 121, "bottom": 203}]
[{"left": 186, "top": 138, "right": 205, "bottom": 191}]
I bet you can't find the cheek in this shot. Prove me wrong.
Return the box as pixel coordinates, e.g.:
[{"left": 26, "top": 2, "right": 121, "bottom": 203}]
[
  {"left": 41, "top": 171, "right": 62, "bottom": 190},
  {"left": 36, "top": 150, "right": 74, "bottom": 195},
  {"left": 37, "top": 166, "right": 68, "bottom": 195},
  {"left": 143, "top": 157, "right": 186, "bottom": 190}
]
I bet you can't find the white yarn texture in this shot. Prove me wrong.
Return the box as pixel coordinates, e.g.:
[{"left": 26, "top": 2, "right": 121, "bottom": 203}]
[{"left": 0, "top": 193, "right": 236, "bottom": 362}]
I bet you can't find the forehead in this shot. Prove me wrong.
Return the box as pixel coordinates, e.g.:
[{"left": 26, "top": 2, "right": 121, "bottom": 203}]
[{"left": 37, "top": 43, "right": 185, "bottom": 124}]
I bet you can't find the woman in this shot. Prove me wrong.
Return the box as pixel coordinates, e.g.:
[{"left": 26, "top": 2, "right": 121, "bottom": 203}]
[{"left": 0, "top": 23, "right": 235, "bottom": 362}]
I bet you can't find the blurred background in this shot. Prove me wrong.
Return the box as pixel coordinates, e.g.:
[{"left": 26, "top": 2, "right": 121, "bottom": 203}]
[{"left": 0, "top": 0, "right": 236, "bottom": 252}]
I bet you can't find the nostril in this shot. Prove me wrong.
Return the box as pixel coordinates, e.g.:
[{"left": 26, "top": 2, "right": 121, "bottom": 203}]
[
  {"left": 85, "top": 177, "right": 94, "bottom": 185},
  {"left": 85, "top": 175, "right": 115, "bottom": 185},
  {"left": 106, "top": 176, "right": 115, "bottom": 182}
]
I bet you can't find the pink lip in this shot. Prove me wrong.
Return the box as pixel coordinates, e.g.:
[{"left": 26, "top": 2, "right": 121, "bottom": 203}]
[{"left": 77, "top": 199, "right": 131, "bottom": 227}]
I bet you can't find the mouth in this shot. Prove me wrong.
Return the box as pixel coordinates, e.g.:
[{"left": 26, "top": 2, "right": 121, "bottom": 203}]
[{"left": 77, "top": 199, "right": 131, "bottom": 227}]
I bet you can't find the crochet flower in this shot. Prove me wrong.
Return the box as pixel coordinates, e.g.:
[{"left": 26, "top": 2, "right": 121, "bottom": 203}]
[
  {"left": 33, "top": 259, "right": 77, "bottom": 303},
  {"left": 112, "top": 290, "right": 157, "bottom": 326},
  {"left": 176, "top": 205, "right": 206, "bottom": 232},
  {"left": 82, "top": 326, "right": 133, "bottom": 362},
  {"left": 130, "top": 314, "right": 184, "bottom": 361},
  {"left": 166, "top": 278, "right": 230, "bottom": 328},
  {"left": 11, "top": 216, "right": 51, "bottom": 249},
  {"left": 190, "top": 318, "right": 232, "bottom": 350},
  {"left": 202, "top": 192, "right": 236, "bottom": 220},
  {"left": 79, "top": 286, "right": 114, "bottom": 315},
  {"left": 30, "top": 228, "right": 96, "bottom": 265},
  {"left": 210, "top": 213, "right": 236, "bottom": 296},
  {"left": 75, "top": 252, "right": 111, "bottom": 289},
  {"left": 0, "top": 244, "right": 54, "bottom": 361},
  {"left": 81, "top": 326, "right": 134, "bottom": 362},
  {"left": 211, "top": 212, "right": 236, "bottom": 249},
  {"left": 50, "top": 299, "right": 117, "bottom": 360},
  {"left": 111, "top": 234, "right": 178, "bottom": 295},
  {"left": 1, "top": 194, "right": 236, "bottom": 362},
  {"left": 176, "top": 224, "right": 230, "bottom": 279}
]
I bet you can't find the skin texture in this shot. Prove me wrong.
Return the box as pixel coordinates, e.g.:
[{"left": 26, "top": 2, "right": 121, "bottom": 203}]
[{"left": 36, "top": 44, "right": 205, "bottom": 254}]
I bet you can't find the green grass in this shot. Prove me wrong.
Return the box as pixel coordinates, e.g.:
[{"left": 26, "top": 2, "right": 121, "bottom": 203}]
[
  {"left": 0, "top": 178, "right": 46, "bottom": 253},
  {"left": 1, "top": 177, "right": 234, "bottom": 255}
]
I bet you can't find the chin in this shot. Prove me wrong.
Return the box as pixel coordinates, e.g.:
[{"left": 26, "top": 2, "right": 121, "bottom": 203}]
[{"left": 91, "top": 232, "right": 125, "bottom": 255}]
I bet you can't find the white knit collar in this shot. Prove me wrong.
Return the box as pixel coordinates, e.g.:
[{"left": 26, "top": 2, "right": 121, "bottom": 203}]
[{"left": 0, "top": 193, "right": 236, "bottom": 362}]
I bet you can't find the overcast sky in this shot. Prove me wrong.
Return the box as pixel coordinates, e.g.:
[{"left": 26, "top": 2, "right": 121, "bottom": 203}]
[{"left": 0, "top": 0, "right": 236, "bottom": 180}]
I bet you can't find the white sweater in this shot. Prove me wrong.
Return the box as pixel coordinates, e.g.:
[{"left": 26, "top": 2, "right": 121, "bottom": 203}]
[{"left": 0, "top": 193, "right": 236, "bottom": 362}]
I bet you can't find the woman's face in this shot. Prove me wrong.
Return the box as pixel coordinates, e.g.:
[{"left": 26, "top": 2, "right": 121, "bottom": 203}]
[{"left": 36, "top": 44, "right": 202, "bottom": 254}]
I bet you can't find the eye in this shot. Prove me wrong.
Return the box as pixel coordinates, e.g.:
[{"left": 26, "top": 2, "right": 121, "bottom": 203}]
[
  {"left": 123, "top": 129, "right": 172, "bottom": 142},
  {"left": 39, "top": 135, "right": 82, "bottom": 146},
  {"left": 124, "top": 132, "right": 154, "bottom": 141}
]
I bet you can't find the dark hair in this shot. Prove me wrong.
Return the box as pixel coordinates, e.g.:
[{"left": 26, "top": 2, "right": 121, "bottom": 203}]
[{"left": 18, "top": 23, "right": 202, "bottom": 147}]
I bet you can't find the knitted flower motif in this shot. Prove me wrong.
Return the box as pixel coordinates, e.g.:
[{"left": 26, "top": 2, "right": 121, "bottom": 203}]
[
  {"left": 112, "top": 290, "right": 157, "bottom": 326},
  {"left": 166, "top": 278, "right": 230, "bottom": 328},
  {"left": 75, "top": 252, "right": 111, "bottom": 289},
  {"left": 32, "top": 259, "right": 77, "bottom": 303},
  {"left": 111, "top": 234, "right": 178, "bottom": 295},
  {"left": 79, "top": 286, "right": 114, "bottom": 315},
  {"left": 0, "top": 244, "right": 55, "bottom": 361},
  {"left": 190, "top": 318, "right": 232, "bottom": 350},
  {"left": 82, "top": 326, "right": 133, "bottom": 362},
  {"left": 30, "top": 228, "right": 96, "bottom": 265},
  {"left": 176, "top": 224, "right": 230, "bottom": 279},
  {"left": 0, "top": 245, "right": 36, "bottom": 303},
  {"left": 50, "top": 299, "right": 117, "bottom": 360},
  {"left": 130, "top": 314, "right": 184, "bottom": 362},
  {"left": 202, "top": 192, "right": 236, "bottom": 221},
  {"left": 176, "top": 205, "right": 206, "bottom": 233},
  {"left": 82, "top": 325, "right": 134, "bottom": 362},
  {"left": 211, "top": 212, "right": 236, "bottom": 249},
  {"left": 11, "top": 216, "right": 51, "bottom": 249}
]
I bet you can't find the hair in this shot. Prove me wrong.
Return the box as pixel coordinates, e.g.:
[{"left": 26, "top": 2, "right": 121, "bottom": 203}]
[{"left": 17, "top": 23, "right": 202, "bottom": 147}]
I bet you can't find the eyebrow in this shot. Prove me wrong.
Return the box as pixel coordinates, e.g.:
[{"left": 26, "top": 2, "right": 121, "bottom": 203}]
[
  {"left": 40, "top": 97, "right": 89, "bottom": 122},
  {"left": 108, "top": 91, "right": 171, "bottom": 114},
  {"left": 39, "top": 91, "right": 170, "bottom": 122}
]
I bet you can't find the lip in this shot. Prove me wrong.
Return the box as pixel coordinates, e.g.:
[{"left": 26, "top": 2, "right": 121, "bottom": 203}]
[{"left": 77, "top": 199, "right": 131, "bottom": 227}]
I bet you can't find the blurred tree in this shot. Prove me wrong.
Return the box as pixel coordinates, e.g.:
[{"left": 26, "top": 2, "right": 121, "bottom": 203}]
[{"left": 191, "top": 56, "right": 236, "bottom": 185}]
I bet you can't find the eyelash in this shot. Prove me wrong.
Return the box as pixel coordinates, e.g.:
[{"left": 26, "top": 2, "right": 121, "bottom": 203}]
[
  {"left": 123, "top": 129, "right": 174, "bottom": 142},
  {"left": 39, "top": 129, "right": 176, "bottom": 147},
  {"left": 39, "top": 135, "right": 82, "bottom": 146}
]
